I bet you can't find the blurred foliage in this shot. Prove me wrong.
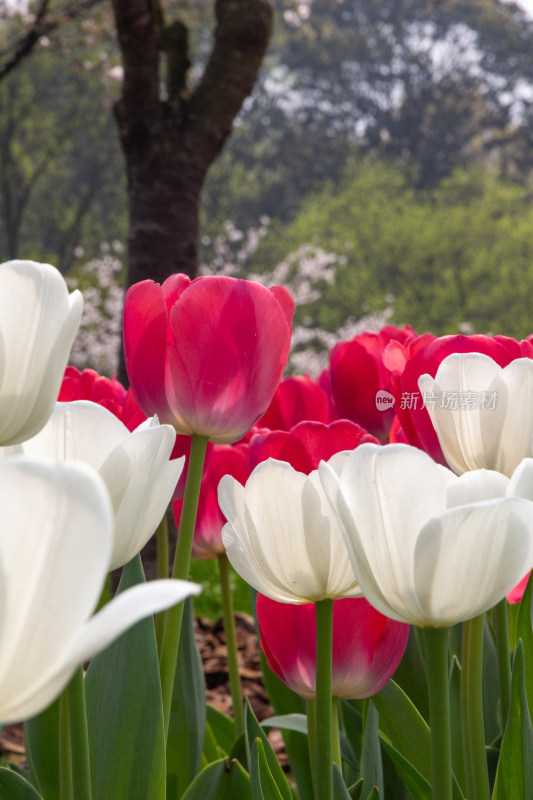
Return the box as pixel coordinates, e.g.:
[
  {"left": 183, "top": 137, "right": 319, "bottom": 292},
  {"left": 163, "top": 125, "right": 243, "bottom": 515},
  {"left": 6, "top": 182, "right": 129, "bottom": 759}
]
[
  {"left": 189, "top": 558, "right": 252, "bottom": 620},
  {"left": 247, "top": 159, "right": 533, "bottom": 338}
]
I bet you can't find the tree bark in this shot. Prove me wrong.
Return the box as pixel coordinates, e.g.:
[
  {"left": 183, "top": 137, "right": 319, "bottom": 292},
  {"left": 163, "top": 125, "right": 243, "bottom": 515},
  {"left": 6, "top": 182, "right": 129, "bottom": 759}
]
[{"left": 112, "top": 0, "right": 273, "bottom": 290}]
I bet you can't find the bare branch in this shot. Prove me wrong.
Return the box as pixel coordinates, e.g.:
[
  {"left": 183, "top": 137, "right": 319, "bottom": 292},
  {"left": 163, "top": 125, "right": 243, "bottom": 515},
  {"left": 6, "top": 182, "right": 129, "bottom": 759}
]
[
  {"left": 0, "top": 0, "right": 104, "bottom": 81},
  {"left": 111, "top": 0, "right": 160, "bottom": 117},
  {"left": 188, "top": 0, "right": 273, "bottom": 155}
]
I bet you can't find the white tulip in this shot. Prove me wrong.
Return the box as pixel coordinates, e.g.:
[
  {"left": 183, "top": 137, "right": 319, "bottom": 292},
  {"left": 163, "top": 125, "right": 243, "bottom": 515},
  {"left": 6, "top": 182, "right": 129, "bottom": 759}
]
[
  {"left": 319, "top": 443, "right": 533, "bottom": 627},
  {"left": 219, "top": 458, "right": 361, "bottom": 603},
  {"left": 418, "top": 353, "right": 533, "bottom": 476},
  {"left": 3, "top": 401, "right": 183, "bottom": 569},
  {"left": 0, "top": 260, "right": 83, "bottom": 446},
  {"left": 0, "top": 457, "right": 199, "bottom": 724}
]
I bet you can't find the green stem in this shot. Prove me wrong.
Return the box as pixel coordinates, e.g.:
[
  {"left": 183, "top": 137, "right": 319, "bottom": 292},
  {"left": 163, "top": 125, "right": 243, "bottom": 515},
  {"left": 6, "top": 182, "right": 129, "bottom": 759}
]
[
  {"left": 422, "top": 626, "right": 452, "bottom": 800},
  {"left": 218, "top": 552, "right": 245, "bottom": 737},
  {"left": 306, "top": 699, "right": 317, "bottom": 799},
  {"left": 493, "top": 599, "right": 512, "bottom": 729},
  {"left": 331, "top": 696, "right": 341, "bottom": 771},
  {"left": 155, "top": 514, "right": 169, "bottom": 652},
  {"left": 315, "top": 598, "right": 334, "bottom": 800},
  {"left": 67, "top": 667, "right": 92, "bottom": 800},
  {"left": 159, "top": 433, "right": 208, "bottom": 737},
  {"left": 461, "top": 615, "right": 490, "bottom": 800},
  {"left": 59, "top": 688, "right": 73, "bottom": 800}
]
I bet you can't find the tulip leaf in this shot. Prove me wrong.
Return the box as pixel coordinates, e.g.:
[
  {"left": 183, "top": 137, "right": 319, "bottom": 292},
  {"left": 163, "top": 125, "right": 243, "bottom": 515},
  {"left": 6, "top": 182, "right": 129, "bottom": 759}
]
[
  {"left": 0, "top": 768, "right": 43, "bottom": 799},
  {"left": 332, "top": 763, "right": 353, "bottom": 799},
  {"left": 493, "top": 640, "right": 533, "bottom": 800},
  {"left": 372, "top": 679, "right": 431, "bottom": 781},
  {"left": 483, "top": 616, "right": 502, "bottom": 742},
  {"left": 181, "top": 758, "right": 253, "bottom": 800},
  {"left": 347, "top": 777, "right": 364, "bottom": 799},
  {"left": 24, "top": 697, "right": 61, "bottom": 799},
  {"left": 206, "top": 704, "right": 235, "bottom": 755},
  {"left": 85, "top": 555, "right": 166, "bottom": 800},
  {"left": 516, "top": 572, "right": 533, "bottom": 715},
  {"left": 202, "top": 722, "right": 221, "bottom": 765},
  {"left": 166, "top": 596, "right": 206, "bottom": 797},
  {"left": 260, "top": 714, "right": 308, "bottom": 735},
  {"left": 448, "top": 655, "right": 466, "bottom": 796},
  {"left": 378, "top": 737, "right": 431, "bottom": 800},
  {"left": 244, "top": 701, "right": 293, "bottom": 800},
  {"left": 250, "top": 738, "right": 285, "bottom": 800},
  {"left": 359, "top": 701, "right": 383, "bottom": 798}
]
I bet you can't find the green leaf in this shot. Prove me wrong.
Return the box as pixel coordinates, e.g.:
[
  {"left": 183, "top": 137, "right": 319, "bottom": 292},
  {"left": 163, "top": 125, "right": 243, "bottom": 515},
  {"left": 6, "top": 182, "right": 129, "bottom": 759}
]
[
  {"left": 202, "top": 722, "right": 222, "bottom": 765},
  {"left": 85, "top": 555, "right": 166, "bottom": 800},
  {"left": 244, "top": 701, "right": 293, "bottom": 800},
  {"left": 260, "top": 714, "right": 308, "bottom": 735},
  {"left": 250, "top": 738, "right": 285, "bottom": 800},
  {"left": 347, "top": 777, "right": 364, "bottom": 799},
  {"left": 493, "top": 639, "right": 533, "bottom": 800},
  {"left": 166, "top": 596, "right": 206, "bottom": 797},
  {"left": 483, "top": 616, "right": 502, "bottom": 742},
  {"left": 24, "top": 697, "right": 60, "bottom": 799},
  {"left": 448, "top": 655, "right": 466, "bottom": 796},
  {"left": 516, "top": 572, "right": 533, "bottom": 715},
  {"left": 332, "top": 762, "right": 352, "bottom": 799},
  {"left": 181, "top": 758, "right": 253, "bottom": 800},
  {"left": 0, "top": 768, "right": 43, "bottom": 799},
  {"left": 206, "top": 704, "right": 235, "bottom": 755},
  {"left": 364, "top": 788, "right": 380, "bottom": 800},
  {"left": 372, "top": 680, "right": 431, "bottom": 782},
  {"left": 359, "top": 701, "right": 383, "bottom": 798},
  {"left": 378, "top": 737, "right": 431, "bottom": 800}
]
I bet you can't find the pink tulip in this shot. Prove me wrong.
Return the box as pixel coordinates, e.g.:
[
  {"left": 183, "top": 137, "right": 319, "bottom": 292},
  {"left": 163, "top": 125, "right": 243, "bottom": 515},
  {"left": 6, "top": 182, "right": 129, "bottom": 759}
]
[
  {"left": 59, "top": 366, "right": 146, "bottom": 431},
  {"left": 123, "top": 275, "right": 294, "bottom": 444},
  {"left": 249, "top": 419, "right": 378, "bottom": 474},
  {"left": 329, "top": 325, "right": 415, "bottom": 441},
  {"left": 256, "top": 594, "right": 409, "bottom": 700}
]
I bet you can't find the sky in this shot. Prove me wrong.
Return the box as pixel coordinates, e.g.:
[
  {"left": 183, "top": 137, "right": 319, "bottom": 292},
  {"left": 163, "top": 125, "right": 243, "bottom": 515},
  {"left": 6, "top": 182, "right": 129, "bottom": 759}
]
[{"left": 503, "top": 0, "right": 533, "bottom": 16}]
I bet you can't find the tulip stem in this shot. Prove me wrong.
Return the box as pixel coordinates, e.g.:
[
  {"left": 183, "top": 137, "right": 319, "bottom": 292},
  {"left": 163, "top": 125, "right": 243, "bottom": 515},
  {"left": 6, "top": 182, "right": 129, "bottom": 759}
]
[
  {"left": 59, "top": 689, "right": 73, "bottom": 800},
  {"left": 315, "top": 598, "right": 334, "bottom": 800},
  {"left": 423, "top": 626, "right": 452, "bottom": 800},
  {"left": 461, "top": 614, "right": 490, "bottom": 800},
  {"left": 306, "top": 699, "right": 317, "bottom": 798},
  {"left": 67, "top": 667, "right": 92, "bottom": 800},
  {"left": 218, "top": 552, "right": 244, "bottom": 738},
  {"left": 493, "top": 599, "right": 512, "bottom": 728},
  {"left": 159, "top": 433, "right": 208, "bottom": 737},
  {"left": 155, "top": 514, "right": 169, "bottom": 652}
]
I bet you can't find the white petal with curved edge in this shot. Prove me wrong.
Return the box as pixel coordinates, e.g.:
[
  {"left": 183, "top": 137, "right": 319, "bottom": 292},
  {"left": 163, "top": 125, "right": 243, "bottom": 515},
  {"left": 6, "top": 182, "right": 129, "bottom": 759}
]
[
  {"left": 0, "top": 457, "right": 113, "bottom": 722},
  {"left": 99, "top": 425, "right": 182, "bottom": 569},
  {"left": 413, "top": 497, "right": 533, "bottom": 626},
  {"left": 445, "top": 469, "right": 509, "bottom": 507},
  {"left": 22, "top": 401, "right": 129, "bottom": 468},
  {"left": 0, "top": 580, "right": 200, "bottom": 725},
  {"left": 0, "top": 261, "right": 83, "bottom": 445},
  {"left": 419, "top": 353, "right": 503, "bottom": 473},
  {"left": 508, "top": 459, "right": 533, "bottom": 501},
  {"left": 489, "top": 359, "right": 533, "bottom": 475},
  {"left": 220, "top": 460, "right": 357, "bottom": 602}
]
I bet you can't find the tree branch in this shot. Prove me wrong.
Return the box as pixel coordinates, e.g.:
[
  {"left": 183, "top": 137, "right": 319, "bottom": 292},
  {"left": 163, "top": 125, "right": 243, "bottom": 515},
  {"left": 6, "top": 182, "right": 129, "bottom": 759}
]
[
  {"left": 188, "top": 0, "right": 273, "bottom": 155},
  {"left": 0, "top": 0, "right": 104, "bottom": 82},
  {"left": 111, "top": 0, "right": 160, "bottom": 117}
]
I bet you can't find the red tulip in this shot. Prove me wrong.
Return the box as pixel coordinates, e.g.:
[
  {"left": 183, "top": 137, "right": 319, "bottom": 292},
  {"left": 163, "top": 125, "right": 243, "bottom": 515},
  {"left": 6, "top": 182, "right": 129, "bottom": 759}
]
[
  {"left": 256, "top": 594, "right": 409, "bottom": 700},
  {"left": 249, "top": 419, "right": 378, "bottom": 474},
  {"left": 258, "top": 374, "right": 331, "bottom": 430},
  {"left": 173, "top": 443, "right": 249, "bottom": 559},
  {"left": 329, "top": 325, "right": 415, "bottom": 440},
  {"left": 384, "top": 333, "right": 533, "bottom": 464},
  {"left": 123, "top": 275, "right": 294, "bottom": 444}
]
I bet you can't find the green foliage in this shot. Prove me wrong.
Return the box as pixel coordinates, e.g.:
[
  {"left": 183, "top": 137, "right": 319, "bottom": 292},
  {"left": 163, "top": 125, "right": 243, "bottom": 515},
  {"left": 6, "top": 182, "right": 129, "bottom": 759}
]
[
  {"left": 189, "top": 557, "right": 251, "bottom": 619},
  {"left": 249, "top": 159, "right": 533, "bottom": 340}
]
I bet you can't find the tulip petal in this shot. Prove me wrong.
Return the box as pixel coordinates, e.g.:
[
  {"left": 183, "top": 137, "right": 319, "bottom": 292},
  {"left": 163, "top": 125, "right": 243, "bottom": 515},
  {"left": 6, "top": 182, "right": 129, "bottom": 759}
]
[
  {"left": 0, "top": 261, "right": 83, "bottom": 445},
  {"left": 445, "top": 469, "right": 509, "bottom": 507},
  {"left": 413, "top": 498, "right": 533, "bottom": 625},
  {"left": 0, "top": 457, "right": 113, "bottom": 723}
]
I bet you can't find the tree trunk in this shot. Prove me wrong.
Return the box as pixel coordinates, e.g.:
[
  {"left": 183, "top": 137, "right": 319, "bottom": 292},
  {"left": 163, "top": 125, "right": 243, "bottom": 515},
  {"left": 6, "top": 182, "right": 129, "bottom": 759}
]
[{"left": 112, "top": 0, "right": 273, "bottom": 383}]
